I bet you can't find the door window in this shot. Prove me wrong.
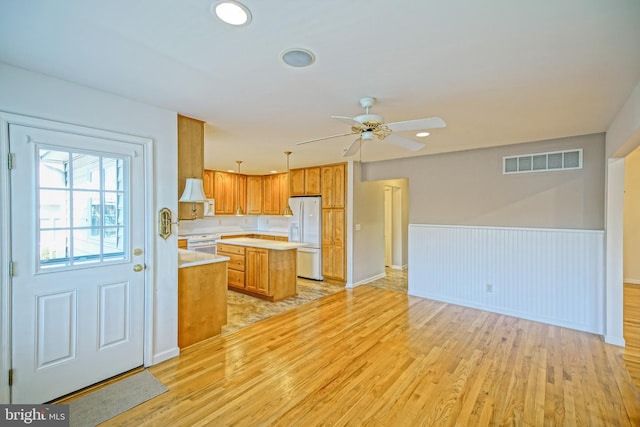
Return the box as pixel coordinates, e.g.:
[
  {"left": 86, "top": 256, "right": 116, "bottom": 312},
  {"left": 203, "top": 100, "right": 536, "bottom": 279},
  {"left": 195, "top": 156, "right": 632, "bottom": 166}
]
[{"left": 37, "top": 148, "right": 129, "bottom": 270}]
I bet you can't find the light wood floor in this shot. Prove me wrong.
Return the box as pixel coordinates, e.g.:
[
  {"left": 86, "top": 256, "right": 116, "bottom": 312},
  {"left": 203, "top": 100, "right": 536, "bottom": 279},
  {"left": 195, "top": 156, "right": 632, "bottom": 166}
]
[{"left": 106, "top": 285, "right": 640, "bottom": 426}]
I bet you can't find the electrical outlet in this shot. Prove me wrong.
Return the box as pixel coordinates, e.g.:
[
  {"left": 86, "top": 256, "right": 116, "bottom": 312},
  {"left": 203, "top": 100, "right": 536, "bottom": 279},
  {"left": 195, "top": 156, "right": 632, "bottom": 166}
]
[{"left": 486, "top": 283, "right": 493, "bottom": 293}]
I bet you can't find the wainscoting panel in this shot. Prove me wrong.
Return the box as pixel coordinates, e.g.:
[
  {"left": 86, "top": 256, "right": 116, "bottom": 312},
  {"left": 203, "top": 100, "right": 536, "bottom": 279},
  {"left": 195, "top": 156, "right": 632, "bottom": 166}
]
[{"left": 408, "top": 224, "right": 605, "bottom": 333}]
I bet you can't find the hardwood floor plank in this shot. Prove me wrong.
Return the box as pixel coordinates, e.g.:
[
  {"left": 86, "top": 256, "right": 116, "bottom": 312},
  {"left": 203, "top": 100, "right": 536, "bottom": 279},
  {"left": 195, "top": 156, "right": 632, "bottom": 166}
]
[{"left": 101, "top": 285, "right": 640, "bottom": 426}]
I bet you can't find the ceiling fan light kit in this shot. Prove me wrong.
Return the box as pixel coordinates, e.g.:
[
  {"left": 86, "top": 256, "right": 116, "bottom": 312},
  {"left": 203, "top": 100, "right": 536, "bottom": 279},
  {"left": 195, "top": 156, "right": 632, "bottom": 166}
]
[{"left": 295, "top": 97, "right": 446, "bottom": 157}]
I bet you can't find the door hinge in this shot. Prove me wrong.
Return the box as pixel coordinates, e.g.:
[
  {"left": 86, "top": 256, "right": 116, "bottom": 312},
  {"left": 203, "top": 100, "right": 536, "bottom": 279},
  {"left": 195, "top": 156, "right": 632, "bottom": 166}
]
[
  {"left": 7, "top": 153, "right": 13, "bottom": 170},
  {"left": 8, "top": 369, "right": 14, "bottom": 386},
  {"left": 9, "top": 261, "right": 13, "bottom": 278}
]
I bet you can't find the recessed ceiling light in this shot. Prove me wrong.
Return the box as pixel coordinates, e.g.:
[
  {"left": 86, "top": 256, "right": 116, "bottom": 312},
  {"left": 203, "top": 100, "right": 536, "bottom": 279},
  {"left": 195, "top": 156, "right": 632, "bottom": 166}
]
[
  {"left": 212, "top": 1, "right": 252, "bottom": 26},
  {"left": 416, "top": 132, "right": 430, "bottom": 137},
  {"left": 281, "top": 48, "right": 316, "bottom": 68}
]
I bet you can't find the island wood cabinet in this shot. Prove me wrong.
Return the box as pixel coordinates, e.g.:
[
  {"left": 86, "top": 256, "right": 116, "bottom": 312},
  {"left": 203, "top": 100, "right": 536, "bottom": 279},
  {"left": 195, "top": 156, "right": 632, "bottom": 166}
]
[
  {"left": 178, "top": 115, "right": 205, "bottom": 220},
  {"left": 290, "top": 167, "right": 321, "bottom": 196},
  {"left": 218, "top": 242, "right": 297, "bottom": 301},
  {"left": 246, "top": 247, "right": 269, "bottom": 296},
  {"left": 321, "top": 163, "right": 346, "bottom": 283},
  {"left": 217, "top": 243, "right": 245, "bottom": 288},
  {"left": 178, "top": 260, "right": 227, "bottom": 348}
]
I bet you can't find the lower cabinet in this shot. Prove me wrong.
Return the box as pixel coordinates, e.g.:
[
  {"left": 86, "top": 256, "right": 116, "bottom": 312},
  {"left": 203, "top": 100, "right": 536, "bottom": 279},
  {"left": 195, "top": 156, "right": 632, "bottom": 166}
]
[
  {"left": 246, "top": 247, "right": 269, "bottom": 296},
  {"left": 218, "top": 243, "right": 297, "bottom": 301},
  {"left": 217, "top": 243, "right": 245, "bottom": 290},
  {"left": 178, "top": 261, "right": 227, "bottom": 348}
]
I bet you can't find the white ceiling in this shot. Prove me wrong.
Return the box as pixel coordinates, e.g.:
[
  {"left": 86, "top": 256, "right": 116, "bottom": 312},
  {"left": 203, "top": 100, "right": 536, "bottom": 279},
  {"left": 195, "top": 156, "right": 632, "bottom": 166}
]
[{"left": 1, "top": 0, "right": 640, "bottom": 174}]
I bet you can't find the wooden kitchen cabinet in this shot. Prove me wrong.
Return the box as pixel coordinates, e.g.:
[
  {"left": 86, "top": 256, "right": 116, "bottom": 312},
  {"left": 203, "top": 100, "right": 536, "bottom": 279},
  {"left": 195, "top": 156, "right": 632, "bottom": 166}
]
[
  {"left": 203, "top": 169, "right": 214, "bottom": 199},
  {"left": 322, "top": 208, "right": 345, "bottom": 282},
  {"left": 279, "top": 173, "right": 290, "bottom": 214},
  {"left": 290, "top": 167, "right": 321, "bottom": 196},
  {"left": 217, "top": 243, "right": 246, "bottom": 289},
  {"left": 246, "top": 175, "right": 263, "bottom": 215},
  {"left": 213, "top": 171, "right": 234, "bottom": 214},
  {"left": 178, "top": 238, "right": 188, "bottom": 249},
  {"left": 178, "top": 260, "right": 227, "bottom": 348},
  {"left": 321, "top": 163, "right": 346, "bottom": 283},
  {"left": 245, "top": 247, "right": 269, "bottom": 296},
  {"left": 321, "top": 164, "right": 345, "bottom": 208},
  {"left": 178, "top": 115, "right": 205, "bottom": 220},
  {"left": 263, "top": 173, "right": 288, "bottom": 215}
]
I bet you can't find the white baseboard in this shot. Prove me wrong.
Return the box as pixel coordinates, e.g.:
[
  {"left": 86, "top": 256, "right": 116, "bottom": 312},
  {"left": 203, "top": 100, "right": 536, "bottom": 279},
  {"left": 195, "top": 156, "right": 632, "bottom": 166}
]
[
  {"left": 151, "top": 347, "right": 180, "bottom": 366},
  {"left": 390, "top": 264, "right": 407, "bottom": 270},
  {"left": 624, "top": 278, "right": 640, "bottom": 285},
  {"left": 352, "top": 272, "right": 387, "bottom": 287},
  {"left": 604, "top": 335, "right": 626, "bottom": 347}
]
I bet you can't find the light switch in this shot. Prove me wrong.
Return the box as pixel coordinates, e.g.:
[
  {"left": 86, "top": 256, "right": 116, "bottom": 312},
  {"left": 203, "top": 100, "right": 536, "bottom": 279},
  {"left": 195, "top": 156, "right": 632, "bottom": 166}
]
[{"left": 355, "top": 224, "right": 361, "bottom": 231}]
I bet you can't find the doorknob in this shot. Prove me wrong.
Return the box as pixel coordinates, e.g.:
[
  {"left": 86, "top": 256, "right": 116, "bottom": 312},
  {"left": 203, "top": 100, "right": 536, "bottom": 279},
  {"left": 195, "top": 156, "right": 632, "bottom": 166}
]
[{"left": 133, "top": 264, "right": 144, "bottom": 272}]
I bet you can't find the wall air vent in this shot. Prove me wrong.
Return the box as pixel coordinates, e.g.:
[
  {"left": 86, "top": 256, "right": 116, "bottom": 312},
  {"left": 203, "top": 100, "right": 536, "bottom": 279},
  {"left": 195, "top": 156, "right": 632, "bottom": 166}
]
[{"left": 503, "top": 149, "right": 582, "bottom": 174}]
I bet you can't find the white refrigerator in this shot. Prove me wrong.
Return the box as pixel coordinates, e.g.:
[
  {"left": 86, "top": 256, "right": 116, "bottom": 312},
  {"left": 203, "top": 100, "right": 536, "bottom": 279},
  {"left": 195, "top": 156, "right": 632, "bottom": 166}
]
[{"left": 288, "top": 196, "right": 323, "bottom": 280}]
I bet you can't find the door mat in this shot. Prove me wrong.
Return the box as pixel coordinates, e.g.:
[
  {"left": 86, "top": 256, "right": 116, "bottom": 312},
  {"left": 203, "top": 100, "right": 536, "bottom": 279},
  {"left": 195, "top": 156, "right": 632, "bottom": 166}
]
[{"left": 69, "top": 370, "right": 167, "bottom": 426}]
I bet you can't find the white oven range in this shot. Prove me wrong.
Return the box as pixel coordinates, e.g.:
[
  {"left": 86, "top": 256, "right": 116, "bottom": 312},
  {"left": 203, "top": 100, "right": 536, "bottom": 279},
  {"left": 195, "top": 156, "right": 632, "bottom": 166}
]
[{"left": 186, "top": 233, "right": 220, "bottom": 255}]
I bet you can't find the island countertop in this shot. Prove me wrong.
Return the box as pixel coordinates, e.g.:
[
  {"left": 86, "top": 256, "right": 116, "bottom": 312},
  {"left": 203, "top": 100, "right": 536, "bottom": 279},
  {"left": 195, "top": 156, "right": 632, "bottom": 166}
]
[
  {"left": 216, "top": 237, "right": 308, "bottom": 250},
  {"left": 178, "top": 248, "right": 230, "bottom": 268}
]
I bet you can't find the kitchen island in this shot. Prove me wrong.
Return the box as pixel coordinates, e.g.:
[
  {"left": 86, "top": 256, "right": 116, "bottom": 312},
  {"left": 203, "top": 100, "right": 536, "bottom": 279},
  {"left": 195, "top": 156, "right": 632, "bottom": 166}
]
[
  {"left": 217, "top": 238, "right": 308, "bottom": 301},
  {"left": 178, "top": 249, "right": 230, "bottom": 348}
]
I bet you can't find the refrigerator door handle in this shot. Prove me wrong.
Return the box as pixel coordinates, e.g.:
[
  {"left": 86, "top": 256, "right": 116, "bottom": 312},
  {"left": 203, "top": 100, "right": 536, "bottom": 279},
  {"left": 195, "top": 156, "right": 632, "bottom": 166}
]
[{"left": 300, "top": 200, "right": 304, "bottom": 243}]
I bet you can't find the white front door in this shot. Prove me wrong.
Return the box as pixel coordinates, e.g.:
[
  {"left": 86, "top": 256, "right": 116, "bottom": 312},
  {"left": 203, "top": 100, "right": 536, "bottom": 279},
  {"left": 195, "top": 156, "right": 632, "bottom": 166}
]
[{"left": 9, "top": 124, "right": 146, "bottom": 403}]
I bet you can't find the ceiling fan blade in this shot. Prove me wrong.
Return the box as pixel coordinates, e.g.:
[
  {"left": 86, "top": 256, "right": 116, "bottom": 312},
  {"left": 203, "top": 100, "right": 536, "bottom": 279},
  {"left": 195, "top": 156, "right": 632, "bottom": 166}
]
[
  {"left": 343, "top": 137, "right": 361, "bottom": 157},
  {"left": 295, "top": 132, "right": 355, "bottom": 145},
  {"left": 331, "top": 115, "right": 365, "bottom": 129},
  {"left": 385, "top": 134, "right": 426, "bottom": 151},
  {"left": 386, "top": 117, "right": 446, "bottom": 132}
]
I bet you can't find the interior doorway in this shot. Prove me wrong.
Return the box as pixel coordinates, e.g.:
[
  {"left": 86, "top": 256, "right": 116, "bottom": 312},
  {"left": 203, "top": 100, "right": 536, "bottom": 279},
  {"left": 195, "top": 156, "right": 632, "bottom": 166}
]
[{"left": 384, "top": 185, "right": 403, "bottom": 269}]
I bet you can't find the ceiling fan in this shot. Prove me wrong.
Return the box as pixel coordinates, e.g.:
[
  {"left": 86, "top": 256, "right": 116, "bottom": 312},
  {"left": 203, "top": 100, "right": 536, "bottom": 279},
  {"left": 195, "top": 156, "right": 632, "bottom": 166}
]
[{"left": 296, "top": 97, "right": 446, "bottom": 157}]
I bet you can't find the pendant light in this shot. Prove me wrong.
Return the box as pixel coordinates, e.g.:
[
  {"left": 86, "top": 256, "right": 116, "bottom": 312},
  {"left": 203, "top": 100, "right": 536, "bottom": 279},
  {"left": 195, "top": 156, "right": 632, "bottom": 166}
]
[
  {"left": 234, "top": 160, "right": 245, "bottom": 216},
  {"left": 283, "top": 151, "right": 294, "bottom": 217}
]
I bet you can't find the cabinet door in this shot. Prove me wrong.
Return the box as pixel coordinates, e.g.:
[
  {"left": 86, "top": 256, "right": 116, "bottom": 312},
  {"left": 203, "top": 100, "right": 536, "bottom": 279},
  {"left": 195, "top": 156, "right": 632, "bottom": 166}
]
[
  {"left": 263, "top": 175, "right": 280, "bottom": 215},
  {"left": 247, "top": 176, "right": 263, "bottom": 214},
  {"left": 305, "top": 167, "right": 321, "bottom": 195},
  {"left": 178, "top": 115, "right": 204, "bottom": 219},
  {"left": 321, "top": 208, "right": 345, "bottom": 281},
  {"left": 203, "top": 169, "right": 214, "bottom": 199},
  {"left": 237, "top": 174, "right": 247, "bottom": 215},
  {"left": 321, "top": 164, "right": 345, "bottom": 208},
  {"left": 290, "top": 169, "right": 305, "bottom": 196},
  {"left": 332, "top": 209, "right": 345, "bottom": 280},
  {"left": 246, "top": 248, "right": 269, "bottom": 295},
  {"left": 279, "top": 173, "right": 289, "bottom": 215}
]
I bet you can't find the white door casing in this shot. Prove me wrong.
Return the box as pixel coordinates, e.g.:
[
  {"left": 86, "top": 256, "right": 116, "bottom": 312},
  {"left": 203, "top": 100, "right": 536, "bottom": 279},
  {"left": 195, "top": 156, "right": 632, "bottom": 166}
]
[{"left": 9, "top": 123, "right": 146, "bottom": 403}]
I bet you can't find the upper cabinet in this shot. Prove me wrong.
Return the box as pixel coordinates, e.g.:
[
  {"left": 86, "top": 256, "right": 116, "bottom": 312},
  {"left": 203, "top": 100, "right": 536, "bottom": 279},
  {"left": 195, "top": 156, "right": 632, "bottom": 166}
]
[
  {"left": 246, "top": 176, "right": 263, "bottom": 215},
  {"left": 203, "top": 169, "right": 214, "bottom": 199},
  {"left": 262, "top": 173, "right": 289, "bottom": 215},
  {"left": 177, "top": 115, "right": 205, "bottom": 220},
  {"left": 290, "top": 167, "right": 321, "bottom": 196},
  {"left": 321, "top": 164, "right": 345, "bottom": 209}
]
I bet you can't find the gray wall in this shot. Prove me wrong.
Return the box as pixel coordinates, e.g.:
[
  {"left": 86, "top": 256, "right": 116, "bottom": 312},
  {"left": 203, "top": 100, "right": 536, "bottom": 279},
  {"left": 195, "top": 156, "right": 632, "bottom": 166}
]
[
  {"left": 363, "top": 133, "right": 605, "bottom": 230},
  {"left": 351, "top": 161, "right": 386, "bottom": 285}
]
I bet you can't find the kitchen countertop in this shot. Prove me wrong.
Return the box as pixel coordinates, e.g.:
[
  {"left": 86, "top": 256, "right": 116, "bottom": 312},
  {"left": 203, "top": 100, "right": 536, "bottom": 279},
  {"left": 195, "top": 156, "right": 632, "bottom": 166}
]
[
  {"left": 179, "top": 230, "right": 288, "bottom": 238},
  {"left": 217, "top": 237, "right": 307, "bottom": 251},
  {"left": 178, "top": 249, "right": 230, "bottom": 268}
]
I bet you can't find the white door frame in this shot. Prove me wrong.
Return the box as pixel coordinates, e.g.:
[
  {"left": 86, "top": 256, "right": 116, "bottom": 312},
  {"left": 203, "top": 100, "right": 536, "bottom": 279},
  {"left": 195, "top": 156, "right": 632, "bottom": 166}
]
[{"left": 0, "top": 112, "right": 155, "bottom": 403}]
